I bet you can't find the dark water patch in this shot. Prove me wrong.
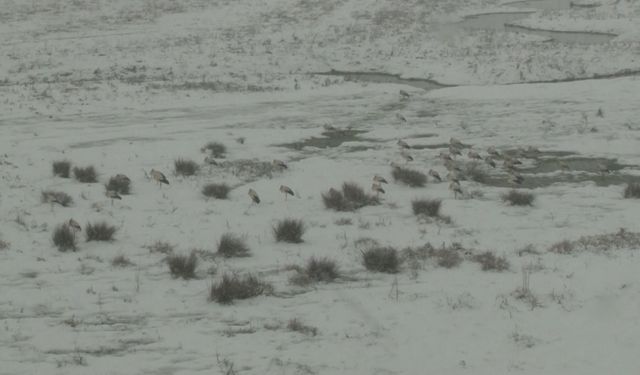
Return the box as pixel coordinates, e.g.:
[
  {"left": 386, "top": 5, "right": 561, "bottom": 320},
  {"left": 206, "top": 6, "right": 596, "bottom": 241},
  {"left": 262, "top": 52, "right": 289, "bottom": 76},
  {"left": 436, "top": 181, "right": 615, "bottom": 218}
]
[
  {"left": 312, "top": 70, "right": 453, "bottom": 90},
  {"left": 459, "top": 11, "right": 534, "bottom": 31},
  {"left": 416, "top": 109, "right": 439, "bottom": 118},
  {"left": 504, "top": 24, "right": 616, "bottom": 44},
  {"left": 518, "top": 157, "right": 633, "bottom": 174},
  {"left": 409, "top": 133, "right": 438, "bottom": 139},
  {"left": 69, "top": 136, "right": 167, "bottom": 149},
  {"left": 504, "top": 0, "right": 574, "bottom": 11},
  {"left": 275, "top": 129, "right": 377, "bottom": 150},
  {"left": 483, "top": 172, "right": 640, "bottom": 189}
]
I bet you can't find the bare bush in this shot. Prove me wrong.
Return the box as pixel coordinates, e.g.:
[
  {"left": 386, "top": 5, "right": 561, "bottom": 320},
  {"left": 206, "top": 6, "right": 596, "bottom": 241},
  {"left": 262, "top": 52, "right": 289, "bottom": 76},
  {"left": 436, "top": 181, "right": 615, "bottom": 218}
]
[
  {"left": 85, "top": 222, "right": 116, "bottom": 242},
  {"left": 322, "top": 182, "right": 379, "bottom": 212},
  {"left": 624, "top": 183, "right": 640, "bottom": 199},
  {"left": 201, "top": 142, "right": 227, "bottom": 158},
  {"left": 53, "top": 225, "right": 77, "bottom": 252},
  {"left": 73, "top": 166, "right": 98, "bottom": 183},
  {"left": 41, "top": 190, "right": 73, "bottom": 207},
  {"left": 472, "top": 251, "right": 510, "bottom": 271},
  {"left": 174, "top": 158, "right": 199, "bottom": 176},
  {"left": 202, "top": 183, "right": 230, "bottom": 199},
  {"left": 209, "top": 274, "right": 271, "bottom": 304},
  {"left": 362, "top": 247, "right": 400, "bottom": 273},
  {"left": 217, "top": 233, "right": 250, "bottom": 258},
  {"left": 427, "top": 244, "right": 463, "bottom": 268},
  {"left": 167, "top": 251, "right": 198, "bottom": 279},
  {"left": 392, "top": 166, "right": 427, "bottom": 187},
  {"left": 412, "top": 198, "right": 441, "bottom": 217},
  {"left": 52, "top": 160, "right": 71, "bottom": 178},
  {"left": 502, "top": 190, "right": 534, "bottom": 206},
  {"left": 290, "top": 257, "right": 340, "bottom": 286},
  {"left": 273, "top": 218, "right": 305, "bottom": 243},
  {"left": 106, "top": 175, "right": 131, "bottom": 195}
]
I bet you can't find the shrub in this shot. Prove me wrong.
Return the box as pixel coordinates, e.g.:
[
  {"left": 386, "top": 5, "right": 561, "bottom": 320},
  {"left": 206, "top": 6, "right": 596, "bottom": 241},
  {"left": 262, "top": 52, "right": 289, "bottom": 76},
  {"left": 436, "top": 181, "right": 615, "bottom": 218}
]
[
  {"left": 41, "top": 190, "right": 73, "bottom": 207},
  {"left": 106, "top": 175, "right": 131, "bottom": 195},
  {"left": 217, "top": 233, "right": 250, "bottom": 258},
  {"left": 53, "top": 224, "right": 77, "bottom": 252},
  {"left": 85, "top": 222, "right": 117, "bottom": 242},
  {"left": 111, "top": 255, "right": 134, "bottom": 267},
  {"left": 412, "top": 198, "right": 441, "bottom": 217},
  {"left": 322, "top": 188, "right": 350, "bottom": 211},
  {"left": 202, "top": 183, "right": 230, "bottom": 199},
  {"left": 287, "top": 319, "right": 318, "bottom": 336},
  {"left": 472, "top": 251, "right": 509, "bottom": 271},
  {"left": 52, "top": 160, "right": 71, "bottom": 178},
  {"left": 548, "top": 240, "right": 574, "bottom": 254},
  {"left": 174, "top": 158, "right": 199, "bottom": 176},
  {"left": 201, "top": 142, "right": 227, "bottom": 158},
  {"left": 502, "top": 190, "right": 534, "bottom": 206},
  {"left": 209, "top": 274, "right": 271, "bottom": 304},
  {"left": 73, "top": 166, "right": 98, "bottom": 183},
  {"left": 341, "top": 182, "right": 370, "bottom": 207},
  {"left": 273, "top": 218, "right": 305, "bottom": 243},
  {"left": 298, "top": 257, "right": 340, "bottom": 282},
  {"left": 624, "top": 183, "right": 640, "bottom": 199},
  {"left": 322, "top": 183, "right": 379, "bottom": 212},
  {"left": 392, "top": 166, "right": 427, "bottom": 187},
  {"left": 167, "top": 251, "right": 198, "bottom": 279},
  {"left": 362, "top": 247, "right": 400, "bottom": 273}
]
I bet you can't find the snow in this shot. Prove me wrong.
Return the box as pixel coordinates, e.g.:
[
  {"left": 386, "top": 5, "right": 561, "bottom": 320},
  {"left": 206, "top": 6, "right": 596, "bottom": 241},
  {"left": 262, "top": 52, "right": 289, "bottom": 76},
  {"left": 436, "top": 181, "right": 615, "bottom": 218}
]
[{"left": 2, "top": 0, "right": 640, "bottom": 374}]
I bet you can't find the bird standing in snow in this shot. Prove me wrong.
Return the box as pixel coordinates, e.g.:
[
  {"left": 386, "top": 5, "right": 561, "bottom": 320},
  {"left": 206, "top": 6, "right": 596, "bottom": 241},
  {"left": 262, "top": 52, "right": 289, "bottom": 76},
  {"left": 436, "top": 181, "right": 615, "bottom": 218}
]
[
  {"left": 279, "top": 185, "right": 294, "bottom": 200},
  {"left": 397, "top": 139, "right": 411, "bottom": 149},
  {"left": 105, "top": 190, "right": 122, "bottom": 206},
  {"left": 399, "top": 90, "right": 410, "bottom": 100},
  {"left": 449, "top": 181, "right": 463, "bottom": 199},
  {"left": 428, "top": 169, "right": 442, "bottom": 182},
  {"left": 150, "top": 169, "right": 169, "bottom": 186},
  {"left": 371, "top": 182, "right": 385, "bottom": 197},
  {"left": 373, "top": 175, "right": 388, "bottom": 184},
  {"left": 248, "top": 188, "right": 260, "bottom": 204},
  {"left": 273, "top": 159, "right": 288, "bottom": 170}
]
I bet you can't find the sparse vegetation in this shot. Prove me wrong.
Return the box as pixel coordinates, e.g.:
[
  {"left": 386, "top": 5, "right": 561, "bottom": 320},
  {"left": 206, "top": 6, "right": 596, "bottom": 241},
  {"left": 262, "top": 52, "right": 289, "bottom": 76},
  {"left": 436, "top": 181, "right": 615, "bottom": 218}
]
[
  {"left": 201, "top": 142, "right": 227, "bottom": 158},
  {"left": 209, "top": 274, "right": 271, "bottom": 304},
  {"left": 624, "top": 182, "right": 640, "bottom": 199},
  {"left": 167, "top": 251, "right": 198, "bottom": 279},
  {"left": 52, "top": 160, "right": 71, "bottom": 178},
  {"left": 334, "top": 218, "right": 353, "bottom": 226},
  {"left": 548, "top": 229, "right": 640, "bottom": 255},
  {"left": 502, "top": 190, "right": 535, "bottom": 206},
  {"left": 53, "top": 224, "right": 77, "bottom": 252},
  {"left": 362, "top": 246, "right": 400, "bottom": 273},
  {"left": 174, "top": 158, "right": 199, "bottom": 176},
  {"left": 287, "top": 319, "right": 318, "bottom": 336},
  {"left": 427, "top": 244, "right": 463, "bottom": 268},
  {"left": 202, "top": 183, "right": 230, "bottom": 199},
  {"left": 146, "top": 241, "right": 174, "bottom": 254},
  {"left": 217, "top": 233, "right": 250, "bottom": 258},
  {"left": 412, "top": 198, "right": 441, "bottom": 217},
  {"left": 322, "top": 182, "right": 379, "bottom": 211},
  {"left": 73, "top": 166, "right": 98, "bottom": 183},
  {"left": 472, "top": 251, "right": 510, "bottom": 271},
  {"left": 111, "top": 255, "right": 134, "bottom": 267},
  {"left": 85, "top": 222, "right": 117, "bottom": 242},
  {"left": 273, "top": 218, "right": 305, "bottom": 243},
  {"left": 106, "top": 175, "right": 131, "bottom": 195},
  {"left": 41, "top": 190, "right": 73, "bottom": 207},
  {"left": 392, "top": 166, "right": 427, "bottom": 187}
]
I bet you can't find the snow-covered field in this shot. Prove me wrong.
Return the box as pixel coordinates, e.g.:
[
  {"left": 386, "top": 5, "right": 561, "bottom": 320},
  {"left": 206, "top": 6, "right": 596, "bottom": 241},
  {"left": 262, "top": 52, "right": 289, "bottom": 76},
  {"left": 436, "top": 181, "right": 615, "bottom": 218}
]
[{"left": 2, "top": 0, "right": 640, "bottom": 374}]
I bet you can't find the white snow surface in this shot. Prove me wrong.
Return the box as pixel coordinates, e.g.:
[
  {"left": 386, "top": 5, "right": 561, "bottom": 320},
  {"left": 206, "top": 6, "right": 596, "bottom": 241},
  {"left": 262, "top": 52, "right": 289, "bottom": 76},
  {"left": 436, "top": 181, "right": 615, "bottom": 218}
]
[{"left": 2, "top": 0, "right": 640, "bottom": 374}]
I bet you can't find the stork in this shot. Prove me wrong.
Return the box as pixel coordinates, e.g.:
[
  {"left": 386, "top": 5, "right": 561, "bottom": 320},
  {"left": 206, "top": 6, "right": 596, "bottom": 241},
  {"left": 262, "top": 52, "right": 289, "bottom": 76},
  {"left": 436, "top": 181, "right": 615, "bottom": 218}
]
[{"left": 279, "top": 185, "right": 294, "bottom": 200}]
